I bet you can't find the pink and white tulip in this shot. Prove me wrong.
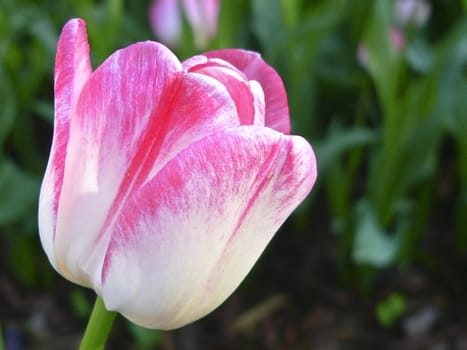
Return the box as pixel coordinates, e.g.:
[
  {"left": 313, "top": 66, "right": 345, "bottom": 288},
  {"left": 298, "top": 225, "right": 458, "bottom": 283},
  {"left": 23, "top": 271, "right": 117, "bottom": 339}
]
[
  {"left": 38, "top": 18, "right": 316, "bottom": 330},
  {"left": 394, "top": 0, "right": 430, "bottom": 28},
  {"left": 357, "top": 27, "right": 406, "bottom": 69},
  {"left": 149, "top": 0, "right": 220, "bottom": 49}
]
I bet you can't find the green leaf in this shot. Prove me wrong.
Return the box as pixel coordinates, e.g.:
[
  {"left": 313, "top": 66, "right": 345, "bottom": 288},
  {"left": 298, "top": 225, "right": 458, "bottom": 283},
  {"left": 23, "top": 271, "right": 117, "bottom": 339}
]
[
  {"left": 127, "top": 322, "right": 162, "bottom": 350},
  {"left": 0, "top": 160, "right": 40, "bottom": 225},
  {"left": 9, "top": 235, "right": 39, "bottom": 286},
  {"left": 214, "top": 0, "right": 249, "bottom": 49},
  {"left": 251, "top": 0, "right": 284, "bottom": 50},
  {"left": 280, "top": 0, "right": 301, "bottom": 28},
  {"left": 315, "top": 124, "right": 377, "bottom": 174},
  {"left": 71, "top": 290, "right": 93, "bottom": 319},
  {"left": 405, "top": 36, "right": 433, "bottom": 73},
  {"left": 376, "top": 292, "right": 407, "bottom": 327},
  {"left": 363, "top": 0, "right": 401, "bottom": 113},
  {"left": 353, "top": 201, "right": 403, "bottom": 267},
  {"left": 0, "top": 77, "right": 15, "bottom": 147}
]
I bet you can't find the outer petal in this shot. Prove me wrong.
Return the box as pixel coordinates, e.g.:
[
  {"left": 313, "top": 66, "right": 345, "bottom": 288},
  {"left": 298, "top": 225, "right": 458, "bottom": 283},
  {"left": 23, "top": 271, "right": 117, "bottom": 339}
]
[
  {"left": 52, "top": 41, "right": 240, "bottom": 287},
  {"left": 38, "top": 18, "right": 92, "bottom": 269},
  {"left": 204, "top": 49, "right": 290, "bottom": 134},
  {"left": 101, "top": 126, "right": 316, "bottom": 329},
  {"left": 149, "top": 0, "right": 182, "bottom": 47}
]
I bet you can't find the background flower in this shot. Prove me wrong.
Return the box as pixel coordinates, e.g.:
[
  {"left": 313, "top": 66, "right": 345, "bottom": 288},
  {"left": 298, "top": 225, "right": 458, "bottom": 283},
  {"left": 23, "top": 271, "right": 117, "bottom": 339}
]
[{"left": 149, "top": 0, "right": 220, "bottom": 49}]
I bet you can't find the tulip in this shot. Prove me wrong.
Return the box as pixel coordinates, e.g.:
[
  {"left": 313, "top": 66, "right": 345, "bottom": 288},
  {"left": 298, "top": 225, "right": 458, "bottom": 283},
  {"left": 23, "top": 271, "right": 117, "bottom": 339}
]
[
  {"left": 394, "top": 0, "right": 430, "bottom": 28},
  {"left": 149, "top": 0, "right": 220, "bottom": 49},
  {"left": 357, "top": 27, "right": 405, "bottom": 69},
  {"left": 38, "top": 18, "right": 317, "bottom": 330},
  {"left": 149, "top": 0, "right": 182, "bottom": 48}
]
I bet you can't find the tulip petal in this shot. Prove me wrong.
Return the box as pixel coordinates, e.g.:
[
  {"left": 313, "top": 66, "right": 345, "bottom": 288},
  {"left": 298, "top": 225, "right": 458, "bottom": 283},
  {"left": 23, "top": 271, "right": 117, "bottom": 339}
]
[
  {"left": 38, "top": 18, "right": 92, "bottom": 268},
  {"left": 204, "top": 49, "right": 290, "bottom": 134},
  {"left": 186, "top": 60, "right": 258, "bottom": 126},
  {"left": 101, "top": 126, "right": 316, "bottom": 329},
  {"left": 52, "top": 41, "right": 240, "bottom": 287}
]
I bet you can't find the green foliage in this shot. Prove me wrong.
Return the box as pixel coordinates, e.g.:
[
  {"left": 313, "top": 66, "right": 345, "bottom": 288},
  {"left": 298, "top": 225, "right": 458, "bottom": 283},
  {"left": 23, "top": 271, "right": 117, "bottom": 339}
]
[
  {"left": 241, "top": 0, "right": 467, "bottom": 277},
  {"left": 376, "top": 292, "right": 408, "bottom": 327},
  {"left": 1, "top": 0, "right": 467, "bottom": 345},
  {"left": 126, "top": 322, "right": 162, "bottom": 350},
  {"left": 0, "top": 161, "right": 39, "bottom": 225},
  {"left": 70, "top": 290, "right": 93, "bottom": 319}
]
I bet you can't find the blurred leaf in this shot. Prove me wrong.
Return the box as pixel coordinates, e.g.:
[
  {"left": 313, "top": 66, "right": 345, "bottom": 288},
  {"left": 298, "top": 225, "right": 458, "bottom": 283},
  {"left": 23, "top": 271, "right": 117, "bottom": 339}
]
[
  {"left": 315, "top": 123, "right": 377, "bottom": 174},
  {"left": 455, "top": 191, "right": 467, "bottom": 252},
  {"left": 363, "top": 0, "right": 401, "bottom": 114},
  {"left": 0, "top": 160, "right": 40, "bottom": 225},
  {"left": 313, "top": 120, "right": 375, "bottom": 237},
  {"left": 455, "top": 136, "right": 467, "bottom": 252},
  {"left": 376, "top": 292, "right": 407, "bottom": 327},
  {"left": 365, "top": 15, "right": 467, "bottom": 229},
  {"left": 127, "top": 322, "right": 162, "bottom": 350},
  {"left": 8, "top": 236, "right": 39, "bottom": 286},
  {"left": 33, "top": 100, "right": 54, "bottom": 123},
  {"left": 214, "top": 0, "right": 249, "bottom": 49},
  {"left": 0, "top": 77, "right": 15, "bottom": 147},
  {"left": 276, "top": 0, "right": 347, "bottom": 137},
  {"left": 405, "top": 36, "right": 433, "bottom": 73},
  {"left": 280, "top": 0, "right": 300, "bottom": 28},
  {"left": 28, "top": 15, "right": 58, "bottom": 54},
  {"left": 71, "top": 290, "right": 93, "bottom": 319},
  {"left": 353, "top": 201, "right": 403, "bottom": 267},
  {"left": 74, "top": 0, "right": 124, "bottom": 66},
  {"left": 251, "top": 0, "right": 284, "bottom": 51},
  {"left": 272, "top": 0, "right": 348, "bottom": 68}
]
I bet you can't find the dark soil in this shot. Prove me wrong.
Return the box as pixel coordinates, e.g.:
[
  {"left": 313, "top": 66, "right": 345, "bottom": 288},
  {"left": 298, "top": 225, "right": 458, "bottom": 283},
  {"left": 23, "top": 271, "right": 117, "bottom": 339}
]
[{"left": 1, "top": 190, "right": 467, "bottom": 350}]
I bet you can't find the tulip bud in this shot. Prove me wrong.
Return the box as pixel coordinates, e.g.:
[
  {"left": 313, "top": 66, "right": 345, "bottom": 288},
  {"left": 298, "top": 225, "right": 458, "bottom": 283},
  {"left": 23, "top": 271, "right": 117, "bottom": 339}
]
[
  {"left": 149, "top": 0, "right": 182, "bottom": 48},
  {"left": 394, "top": 0, "right": 430, "bottom": 28},
  {"left": 39, "top": 18, "right": 316, "bottom": 330},
  {"left": 357, "top": 27, "right": 406, "bottom": 69},
  {"left": 149, "top": 0, "right": 220, "bottom": 49}
]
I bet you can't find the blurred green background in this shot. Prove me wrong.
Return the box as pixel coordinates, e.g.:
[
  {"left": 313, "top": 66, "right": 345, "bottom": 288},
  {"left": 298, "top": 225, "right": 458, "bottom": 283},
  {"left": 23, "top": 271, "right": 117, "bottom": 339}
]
[{"left": 1, "top": 0, "right": 466, "bottom": 349}]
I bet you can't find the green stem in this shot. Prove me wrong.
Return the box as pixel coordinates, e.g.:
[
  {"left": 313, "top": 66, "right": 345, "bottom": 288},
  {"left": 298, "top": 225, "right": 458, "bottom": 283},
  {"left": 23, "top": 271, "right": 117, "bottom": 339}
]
[{"left": 79, "top": 296, "right": 117, "bottom": 350}]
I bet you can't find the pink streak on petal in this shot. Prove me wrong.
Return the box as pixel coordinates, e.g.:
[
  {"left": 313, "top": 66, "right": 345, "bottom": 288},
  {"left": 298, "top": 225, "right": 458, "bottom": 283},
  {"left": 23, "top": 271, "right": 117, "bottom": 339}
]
[
  {"left": 53, "top": 41, "right": 183, "bottom": 285},
  {"left": 95, "top": 68, "right": 240, "bottom": 243},
  {"left": 183, "top": 56, "right": 248, "bottom": 81},
  {"left": 204, "top": 49, "right": 290, "bottom": 134},
  {"left": 188, "top": 64, "right": 255, "bottom": 125},
  {"left": 51, "top": 18, "right": 92, "bottom": 234},
  {"left": 38, "top": 18, "right": 91, "bottom": 259},
  {"left": 100, "top": 126, "right": 316, "bottom": 329},
  {"left": 182, "top": 54, "right": 208, "bottom": 70},
  {"left": 248, "top": 80, "right": 266, "bottom": 126},
  {"left": 53, "top": 41, "right": 239, "bottom": 287},
  {"left": 98, "top": 70, "right": 240, "bottom": 238}
]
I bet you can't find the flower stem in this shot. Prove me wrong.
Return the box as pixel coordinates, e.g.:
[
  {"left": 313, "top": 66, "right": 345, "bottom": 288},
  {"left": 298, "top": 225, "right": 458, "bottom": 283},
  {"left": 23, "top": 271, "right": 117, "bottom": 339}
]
[{"left": 79, "top": 295, "right": 117, "bottom": 350}]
